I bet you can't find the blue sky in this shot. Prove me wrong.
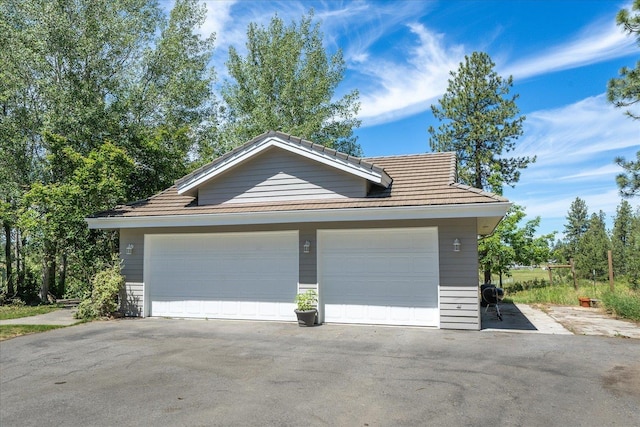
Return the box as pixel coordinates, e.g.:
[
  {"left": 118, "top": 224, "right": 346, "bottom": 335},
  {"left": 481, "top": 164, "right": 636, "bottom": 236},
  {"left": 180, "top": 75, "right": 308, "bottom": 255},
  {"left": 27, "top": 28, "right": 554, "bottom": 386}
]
[{"left": 165, "top": 0, "right": 639, "bottom": 237}]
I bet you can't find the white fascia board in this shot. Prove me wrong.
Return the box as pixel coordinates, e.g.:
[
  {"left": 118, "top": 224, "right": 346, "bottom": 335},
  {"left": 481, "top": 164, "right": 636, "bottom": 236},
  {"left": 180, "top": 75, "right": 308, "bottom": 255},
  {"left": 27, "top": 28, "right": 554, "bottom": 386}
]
[
  {"left": 176, "top": 136, "right": 387, "bottom": 195},
  {"left": 86, "top": 202, "right": 511, "bottom": 229}
]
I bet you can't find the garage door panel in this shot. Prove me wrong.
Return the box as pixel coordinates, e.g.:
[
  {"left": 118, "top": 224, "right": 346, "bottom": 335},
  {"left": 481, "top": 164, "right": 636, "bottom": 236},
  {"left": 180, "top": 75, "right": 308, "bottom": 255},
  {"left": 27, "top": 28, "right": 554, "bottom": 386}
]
[
  {"left": 146, "top": 231, "right": 297, "bottom": 320},
  {"left": 319, "top": 228, "right": 439, "bottom": 327}
]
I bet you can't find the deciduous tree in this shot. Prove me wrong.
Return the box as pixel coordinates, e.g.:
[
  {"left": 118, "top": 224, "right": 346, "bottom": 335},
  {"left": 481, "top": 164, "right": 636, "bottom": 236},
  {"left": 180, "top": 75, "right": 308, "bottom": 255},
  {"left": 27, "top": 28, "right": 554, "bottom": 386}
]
[
  {"left": 1, "top": 0, "right": 218, "bottom": 300},
  {"left": 479, "top": 205, "right": 554, "bottom": 285},
  {"left": 222, "top": 11, "right": 361, "bottom": 155}
]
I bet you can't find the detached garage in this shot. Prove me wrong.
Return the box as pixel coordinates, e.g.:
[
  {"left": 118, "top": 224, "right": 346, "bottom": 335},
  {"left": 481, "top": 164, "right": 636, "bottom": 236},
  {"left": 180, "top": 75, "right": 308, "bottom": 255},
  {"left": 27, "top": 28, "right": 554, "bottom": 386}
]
[{"left": 87, "top": 131, "right": 510, "bottom": 330}]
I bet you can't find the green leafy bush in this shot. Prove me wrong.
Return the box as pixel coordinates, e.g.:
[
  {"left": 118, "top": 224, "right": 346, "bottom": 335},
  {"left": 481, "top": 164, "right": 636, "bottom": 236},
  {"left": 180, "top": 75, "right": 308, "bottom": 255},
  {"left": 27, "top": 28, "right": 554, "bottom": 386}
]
[
  {"left": 295, "top": 290, "right": 318, "bottom": 311},
  {"left": 503, "top": 278, "right": 550, "bottom": 293},
  {"left": 75, "top": 299, "right": 96, "bottom": 319},
  {"left": 75, "top": 262, "right": 124, "bottom": 319}
]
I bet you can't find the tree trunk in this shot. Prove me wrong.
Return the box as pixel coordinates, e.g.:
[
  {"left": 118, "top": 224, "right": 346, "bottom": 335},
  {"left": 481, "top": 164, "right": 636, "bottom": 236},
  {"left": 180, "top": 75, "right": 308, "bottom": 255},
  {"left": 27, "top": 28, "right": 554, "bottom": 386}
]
[
  {"left": 475, "top": 140, "right": 483, "bottom": 189},
  {"left": 16, "top": 233, "right": 25, "bottom": 295},
  {"left": 59, "top": 252, "right": 67, "bottom": 297},
  {"left": 41, "top": 241, "right": 56, "bottom": 301},
  {"left": 483, "top": 266, "right": 492, "bottom": 284},
  {"left": 3, "top": 221, "right": 13, "bottom": 295}
]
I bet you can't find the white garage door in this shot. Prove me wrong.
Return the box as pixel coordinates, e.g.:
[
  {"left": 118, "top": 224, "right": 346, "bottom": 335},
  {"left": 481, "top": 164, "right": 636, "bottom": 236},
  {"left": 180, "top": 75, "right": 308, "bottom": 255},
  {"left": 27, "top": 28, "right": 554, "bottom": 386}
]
[
  {"left": 318, "top": 228, "right": 439, "bottom": 327},
  {"left": 145, "top": 231, "right": 298, "bottom": 320}
]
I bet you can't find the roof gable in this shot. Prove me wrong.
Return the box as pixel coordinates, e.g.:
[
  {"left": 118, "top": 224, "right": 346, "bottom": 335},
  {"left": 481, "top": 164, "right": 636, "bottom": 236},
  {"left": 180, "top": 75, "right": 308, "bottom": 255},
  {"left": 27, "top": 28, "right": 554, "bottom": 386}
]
[
  {"left": 176, "top": 131, "right": 392, "bottom": 196},
  {"left": 197, "top": 146, "right": 368, "bottom": 204}
]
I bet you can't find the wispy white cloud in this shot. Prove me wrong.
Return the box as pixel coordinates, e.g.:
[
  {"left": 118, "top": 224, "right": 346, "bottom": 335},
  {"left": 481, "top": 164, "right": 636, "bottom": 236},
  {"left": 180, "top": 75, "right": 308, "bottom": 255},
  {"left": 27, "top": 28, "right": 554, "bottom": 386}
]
[
  {"left": 502, "top": 15, "right": 637, "bottom": 80},
  {"left": 504, "top": 94, "right": 639, "bottom": 234},
  {"left": 161, "top": 1, "right": 639, "bottom": 127},
  {"left": 199, "top": 0, "right": 237, "bottom": 44},
  {"left": 355, "top": 23, "right": 465, "bottom": 125},
  {"left": 513, "top": 95, "right": 638, "bottom": 167},
  {"left": 352, "top": 2, "right": 637, "bottom": 126},
  {"left": 560, "top": 164, "right": 624, "bottom": 180}
]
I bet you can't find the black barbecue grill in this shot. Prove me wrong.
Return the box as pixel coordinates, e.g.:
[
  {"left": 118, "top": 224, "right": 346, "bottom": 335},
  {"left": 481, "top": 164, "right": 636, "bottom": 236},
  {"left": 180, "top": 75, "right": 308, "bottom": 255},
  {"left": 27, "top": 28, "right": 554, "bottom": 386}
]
[{"left": 481, "top": 284, "right": 505, "bottom": 321}]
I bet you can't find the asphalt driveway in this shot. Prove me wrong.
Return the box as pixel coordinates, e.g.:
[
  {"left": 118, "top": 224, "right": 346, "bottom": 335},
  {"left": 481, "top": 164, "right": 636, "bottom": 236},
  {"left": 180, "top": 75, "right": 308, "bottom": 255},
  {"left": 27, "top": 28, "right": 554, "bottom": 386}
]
[{"left": 1, "top": 319, "right": 639, "bottom": 426}]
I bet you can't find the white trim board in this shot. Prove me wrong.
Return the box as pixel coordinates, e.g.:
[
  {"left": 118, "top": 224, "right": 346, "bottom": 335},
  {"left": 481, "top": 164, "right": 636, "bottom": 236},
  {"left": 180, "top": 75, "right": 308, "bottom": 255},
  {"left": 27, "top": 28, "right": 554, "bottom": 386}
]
[{"left": 87, "top": 202, "right": 511, "bottom": 234}]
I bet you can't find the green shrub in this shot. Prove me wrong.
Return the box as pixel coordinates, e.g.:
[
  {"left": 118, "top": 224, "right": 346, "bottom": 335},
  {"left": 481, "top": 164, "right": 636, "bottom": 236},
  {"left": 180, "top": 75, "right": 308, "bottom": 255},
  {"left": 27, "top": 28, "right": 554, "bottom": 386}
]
[
  {"left": 75, "top": 262, "right": 124, "bottom": 320},
  {"left": 75, "top": 299, "right": 96, "bottom": 319},
  {"left": 503, "top": 278, "right": 550, "bottom": 293},
  {"left": 601, "top": 291, "right": 640, "bottom": 322}
]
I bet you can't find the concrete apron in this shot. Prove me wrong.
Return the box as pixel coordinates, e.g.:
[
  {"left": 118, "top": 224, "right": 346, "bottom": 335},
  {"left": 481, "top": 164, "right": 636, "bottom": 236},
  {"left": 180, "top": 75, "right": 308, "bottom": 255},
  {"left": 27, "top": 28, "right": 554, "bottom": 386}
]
[
  {"left": 545, "top": 305, "right": 640, "bottom": 339},
  {"left": 482, "top": 302, "right": 640, "bottom": 339}
]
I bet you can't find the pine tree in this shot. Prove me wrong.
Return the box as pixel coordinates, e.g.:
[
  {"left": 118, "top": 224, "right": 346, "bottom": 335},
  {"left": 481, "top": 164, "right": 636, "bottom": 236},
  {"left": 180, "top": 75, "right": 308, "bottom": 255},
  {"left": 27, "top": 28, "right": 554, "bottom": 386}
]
[
  {"left": 612, "top": 200, "right": 634, "bottom": 275},
  {"left": 429, "top": 51, "right": 533, "bottom": 195},
  {"left": 563, "top": 197, "right": 589, "bottom": 257},
  {"left": 608, "top": 0, "right": 640, "bottom": 197},
  {"left": 575, "top": 211, "right": 610, "bottom": 280}
]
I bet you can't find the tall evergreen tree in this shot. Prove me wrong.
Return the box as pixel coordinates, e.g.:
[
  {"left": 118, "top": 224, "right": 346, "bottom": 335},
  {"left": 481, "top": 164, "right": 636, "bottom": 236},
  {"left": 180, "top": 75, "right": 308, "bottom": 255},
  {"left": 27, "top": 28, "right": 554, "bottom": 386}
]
[
  {"left": 428, "top": 51, "right": 533, "bottom": 195},
  {"left": 608, "top": 0, "right": 640, "bottom": 197},
  {"left": 608, "top": 0, "right": 640, "bottom": 120},
  {"left": 563, "top": 197, "right": 589, "bottom": 258},
  {"left": 627, "top": 209, "right": 640, "bottom": 288},
  {"left": 615, "top": 152, "right": 640, "bottom": 198},
  {"left": 612, "top": 200, "right": 634, "bottom": 276},
  {"left": 575, "top": 211, "right": 610, "bottom": 280},
  {"left": 222, "top": 11, "right": 361, "bottom": 155}
]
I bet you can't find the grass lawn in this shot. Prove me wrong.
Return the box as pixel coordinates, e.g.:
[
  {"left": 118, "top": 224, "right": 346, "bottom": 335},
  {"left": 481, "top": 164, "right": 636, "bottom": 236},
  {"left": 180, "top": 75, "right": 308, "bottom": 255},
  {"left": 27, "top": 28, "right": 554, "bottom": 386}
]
[
  {"left": 0, "top": 324, "right": 66, "bottom": 341},
  {"left": 0, "top": 304, "right": 61, "bottom": 320}
]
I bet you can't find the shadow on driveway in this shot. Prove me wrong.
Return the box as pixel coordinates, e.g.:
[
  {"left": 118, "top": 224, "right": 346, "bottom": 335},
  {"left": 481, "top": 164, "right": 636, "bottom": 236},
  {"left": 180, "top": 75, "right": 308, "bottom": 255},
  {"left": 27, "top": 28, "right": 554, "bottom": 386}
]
[{"left": 481, "top": 302, "right": 537, "bottom": 331}]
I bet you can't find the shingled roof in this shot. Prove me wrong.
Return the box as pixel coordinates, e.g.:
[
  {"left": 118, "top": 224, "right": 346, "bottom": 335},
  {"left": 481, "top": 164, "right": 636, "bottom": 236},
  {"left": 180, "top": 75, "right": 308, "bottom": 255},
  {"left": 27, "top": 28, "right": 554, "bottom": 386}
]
[{"left": 90, "top": 150, "right": 507, "bottom": 219}]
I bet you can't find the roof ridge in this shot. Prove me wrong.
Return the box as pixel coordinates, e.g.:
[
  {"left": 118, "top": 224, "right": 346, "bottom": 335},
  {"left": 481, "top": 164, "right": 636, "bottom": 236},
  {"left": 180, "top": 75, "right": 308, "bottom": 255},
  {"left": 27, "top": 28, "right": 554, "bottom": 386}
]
[
  {"left": 268, "top": 130, "right": 386, "bottom": 173},
  {"left": 365, "top": 151, "right": 456, "bottom": 161}
]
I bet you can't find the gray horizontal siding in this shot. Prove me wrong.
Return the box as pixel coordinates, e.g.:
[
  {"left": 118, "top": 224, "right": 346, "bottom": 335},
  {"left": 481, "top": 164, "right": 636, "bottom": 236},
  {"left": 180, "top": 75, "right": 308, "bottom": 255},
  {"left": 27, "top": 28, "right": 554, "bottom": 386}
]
[
  {"left": 298, "top": 283, "right": 318, "bottom": 292},
  {"left": 198, "top": 147, "right": 366, "bottom": 205},
  {"left": 120, "top": 282, "right": 144, "bottom": 317},
  {"left": 116, "top": 216, "right": 482, "bottom": 327},
  {"left": 439, "top": 286, "right": 479, "bottom": 330},
  {"left": 120, "top": 229, "right": 144, "bottom": 283}
]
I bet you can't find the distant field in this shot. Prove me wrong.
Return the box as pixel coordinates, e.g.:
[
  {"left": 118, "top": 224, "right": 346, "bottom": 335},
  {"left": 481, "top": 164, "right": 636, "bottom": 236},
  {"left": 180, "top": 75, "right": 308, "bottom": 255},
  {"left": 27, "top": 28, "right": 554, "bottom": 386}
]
[{"left": 482, "top": 267, "right": 549, "bottom": 284}]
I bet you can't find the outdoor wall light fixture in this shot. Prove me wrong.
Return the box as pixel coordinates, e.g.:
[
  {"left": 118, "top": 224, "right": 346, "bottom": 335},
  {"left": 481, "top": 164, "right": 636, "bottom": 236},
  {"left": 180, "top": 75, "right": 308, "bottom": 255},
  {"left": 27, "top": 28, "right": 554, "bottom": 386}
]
[
  {"left": 126, "top": 243, "right": 134, "bottom": 255},
  {"left": 303, "top": 240, "right": 311, "bottom": 254},
  {"left": 453, "top": 238, "right": 461, "bottom": 252}
]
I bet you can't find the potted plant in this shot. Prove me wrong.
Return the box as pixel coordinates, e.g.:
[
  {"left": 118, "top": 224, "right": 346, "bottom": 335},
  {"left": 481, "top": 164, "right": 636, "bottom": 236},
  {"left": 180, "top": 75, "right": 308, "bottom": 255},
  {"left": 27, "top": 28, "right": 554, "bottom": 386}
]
[{"left": 294, "top": 290, "right": 318, "bottom": 327}]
